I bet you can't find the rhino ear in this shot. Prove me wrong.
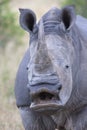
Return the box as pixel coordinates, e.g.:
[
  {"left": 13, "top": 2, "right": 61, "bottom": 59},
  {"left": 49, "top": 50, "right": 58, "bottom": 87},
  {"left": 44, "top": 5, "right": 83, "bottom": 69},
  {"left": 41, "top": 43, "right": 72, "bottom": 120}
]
[
  {"left": 19, "top": 9, "right": 36, "bottom": 32},
  {"left": 61, "top": 5, "right": 76, "bottom": 31}
]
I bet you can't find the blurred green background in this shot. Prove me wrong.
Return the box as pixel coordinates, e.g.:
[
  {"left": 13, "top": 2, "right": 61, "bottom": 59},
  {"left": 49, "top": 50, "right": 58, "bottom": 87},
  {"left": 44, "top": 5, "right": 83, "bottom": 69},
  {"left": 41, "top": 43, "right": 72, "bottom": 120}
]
[{"left": 0, "top": 0, "right": 87, "bottom": 130}]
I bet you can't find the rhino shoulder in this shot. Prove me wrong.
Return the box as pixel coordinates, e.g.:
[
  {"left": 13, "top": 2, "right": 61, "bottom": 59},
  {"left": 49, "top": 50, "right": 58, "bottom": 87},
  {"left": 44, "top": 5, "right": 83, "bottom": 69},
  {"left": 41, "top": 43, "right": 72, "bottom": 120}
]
[
  {"left": 76, "top": 15, "right": 87, "bottom": 29},
  {"left": 15, "top": 49, "right": 30, "bottom": 107},
  {"left": 76, "top": 15, "right": 87, "bottom": 39}
]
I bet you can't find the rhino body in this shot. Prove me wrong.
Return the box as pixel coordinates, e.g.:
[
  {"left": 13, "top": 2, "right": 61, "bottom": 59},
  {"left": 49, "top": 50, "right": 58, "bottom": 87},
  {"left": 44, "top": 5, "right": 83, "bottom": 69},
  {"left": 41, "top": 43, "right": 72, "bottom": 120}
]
[{"left": 15, "top": 6, "right": 87, "bottom": 130}]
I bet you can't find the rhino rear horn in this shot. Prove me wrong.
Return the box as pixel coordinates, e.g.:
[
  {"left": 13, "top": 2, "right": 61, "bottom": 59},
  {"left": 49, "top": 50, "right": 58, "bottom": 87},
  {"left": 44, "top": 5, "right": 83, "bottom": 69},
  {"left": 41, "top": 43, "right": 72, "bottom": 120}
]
[
  {"left": 19, "top": 8, "right": 36, "bottom": 32},
  {"left": 61, "top": 5, "right": 76, "bottom": 31}
]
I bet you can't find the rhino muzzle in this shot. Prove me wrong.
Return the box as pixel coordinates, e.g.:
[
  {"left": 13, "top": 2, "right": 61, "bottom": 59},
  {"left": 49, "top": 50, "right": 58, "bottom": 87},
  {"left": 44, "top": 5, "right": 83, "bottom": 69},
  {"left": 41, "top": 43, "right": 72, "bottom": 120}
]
[{"left": 29, "top": 83, "right": 62, "bottom": 112}]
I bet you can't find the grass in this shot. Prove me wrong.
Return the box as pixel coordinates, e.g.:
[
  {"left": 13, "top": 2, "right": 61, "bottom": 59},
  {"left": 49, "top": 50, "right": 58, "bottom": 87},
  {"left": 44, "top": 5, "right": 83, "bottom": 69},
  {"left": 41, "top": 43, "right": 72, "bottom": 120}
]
[
  {"left": 0, "top": 100, "right": 24, "bottom": 130},
  {"left": 0, "top": 41, "right": 28, "bottom": 130}
]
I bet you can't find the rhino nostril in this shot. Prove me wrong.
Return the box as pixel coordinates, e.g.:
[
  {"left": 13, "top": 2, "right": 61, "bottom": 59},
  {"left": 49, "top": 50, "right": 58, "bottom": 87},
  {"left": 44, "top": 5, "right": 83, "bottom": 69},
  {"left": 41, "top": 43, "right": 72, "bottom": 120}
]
[{"left": 58, "top": 84, "right": 62, "bottom": 91}]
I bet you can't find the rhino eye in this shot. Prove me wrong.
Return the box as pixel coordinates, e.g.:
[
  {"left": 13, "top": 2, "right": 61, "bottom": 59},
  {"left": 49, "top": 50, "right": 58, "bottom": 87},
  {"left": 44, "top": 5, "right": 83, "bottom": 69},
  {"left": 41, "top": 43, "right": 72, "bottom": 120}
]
[
  {"left": 65, "top": 65, "right": 69, "bottom": 69},
  {"left": 26, "top": 66, "right": 29, "bottom": 70}
]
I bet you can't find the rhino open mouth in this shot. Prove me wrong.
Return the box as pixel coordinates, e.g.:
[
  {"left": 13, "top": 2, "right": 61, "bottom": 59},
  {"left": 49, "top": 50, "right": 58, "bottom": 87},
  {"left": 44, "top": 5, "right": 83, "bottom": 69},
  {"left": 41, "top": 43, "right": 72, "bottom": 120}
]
[{"left": 30, "top": 90, "right": 62, "bottom": 111}]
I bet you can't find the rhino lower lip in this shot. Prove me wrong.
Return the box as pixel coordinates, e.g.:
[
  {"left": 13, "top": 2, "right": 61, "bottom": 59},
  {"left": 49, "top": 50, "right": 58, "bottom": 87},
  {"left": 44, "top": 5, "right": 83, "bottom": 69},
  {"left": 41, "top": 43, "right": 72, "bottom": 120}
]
[{"left": 30, "top": 98, "right": 62, "bottom": 111}]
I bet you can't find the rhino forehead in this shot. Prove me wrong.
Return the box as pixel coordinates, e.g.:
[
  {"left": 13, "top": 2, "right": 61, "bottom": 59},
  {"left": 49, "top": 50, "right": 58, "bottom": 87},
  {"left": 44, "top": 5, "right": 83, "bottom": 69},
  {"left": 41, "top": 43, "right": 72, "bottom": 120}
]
[
  {"left": 45, "top": 35, "right": 67, "bottom": 51},
  {"left": 44, "top": 35, "right": 72, "bottom": 61}
]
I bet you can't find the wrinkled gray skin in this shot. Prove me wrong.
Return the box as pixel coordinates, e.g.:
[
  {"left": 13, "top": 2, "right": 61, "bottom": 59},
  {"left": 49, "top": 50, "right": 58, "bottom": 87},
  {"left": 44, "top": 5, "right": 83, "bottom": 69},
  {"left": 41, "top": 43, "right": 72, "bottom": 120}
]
[{"left": 15, "top": 5, "right": 87, "bottom": 130}]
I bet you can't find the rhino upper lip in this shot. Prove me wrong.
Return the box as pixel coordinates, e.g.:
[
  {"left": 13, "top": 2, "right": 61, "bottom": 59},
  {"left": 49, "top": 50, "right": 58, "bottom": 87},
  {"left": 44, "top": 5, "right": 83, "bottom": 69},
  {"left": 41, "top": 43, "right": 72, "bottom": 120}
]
[{"left": 31, "top": 88, "right": 60, "bottom": 101}]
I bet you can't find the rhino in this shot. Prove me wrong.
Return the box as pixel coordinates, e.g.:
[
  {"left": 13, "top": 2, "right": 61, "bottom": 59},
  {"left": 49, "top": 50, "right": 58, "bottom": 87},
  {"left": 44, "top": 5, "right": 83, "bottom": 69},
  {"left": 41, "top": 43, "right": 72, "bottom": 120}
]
[{"left": 15, "top": 5, "right": 87, "bottom": 130}]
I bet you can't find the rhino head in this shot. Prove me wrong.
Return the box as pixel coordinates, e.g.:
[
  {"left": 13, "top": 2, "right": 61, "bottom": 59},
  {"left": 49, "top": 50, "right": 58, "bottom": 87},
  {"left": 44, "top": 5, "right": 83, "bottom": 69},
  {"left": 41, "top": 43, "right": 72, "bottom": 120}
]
[{"left": 19, "top": 6, "right": 76, "bottom": 113}]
